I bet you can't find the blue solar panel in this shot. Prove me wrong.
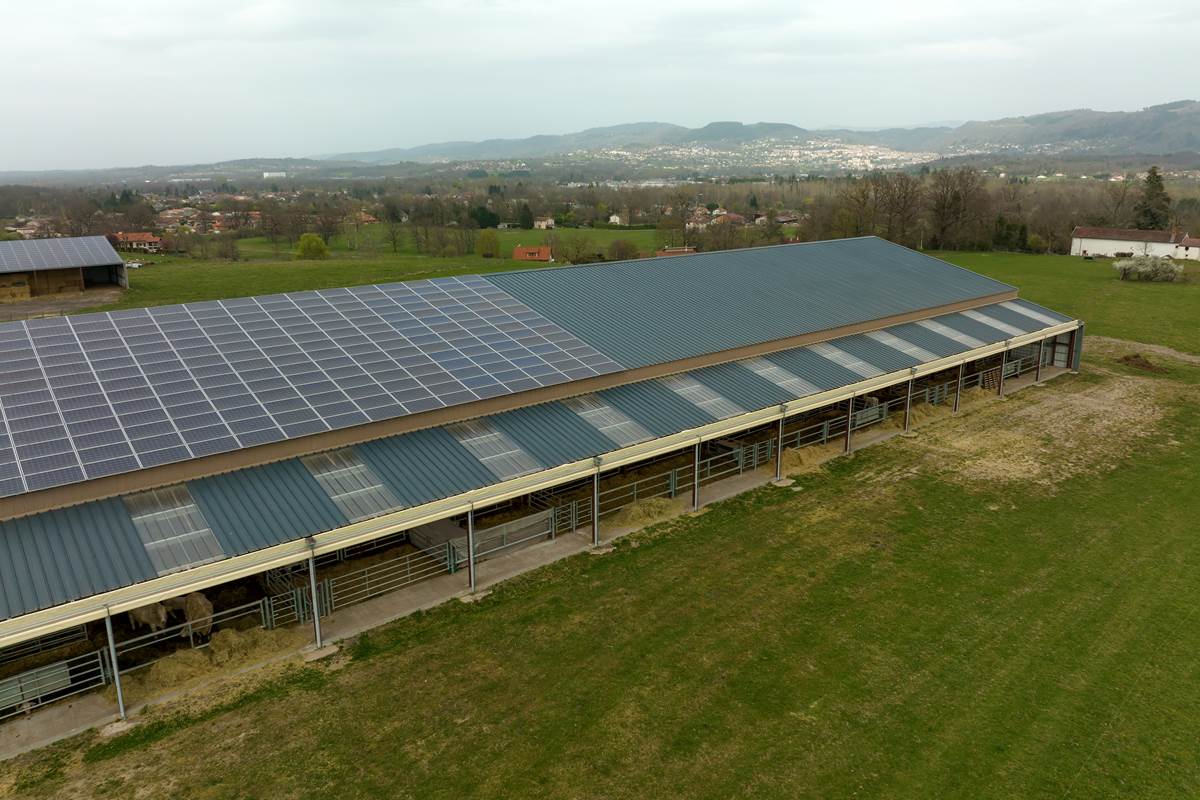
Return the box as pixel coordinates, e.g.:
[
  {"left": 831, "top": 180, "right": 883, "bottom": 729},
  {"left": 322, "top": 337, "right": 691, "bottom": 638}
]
[{"left": 0, "top": 276, "right": 623, "bottom": 498}]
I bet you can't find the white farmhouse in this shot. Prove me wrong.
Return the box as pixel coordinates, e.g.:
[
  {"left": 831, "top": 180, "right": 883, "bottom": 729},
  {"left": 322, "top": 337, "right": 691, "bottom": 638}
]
[{"left": 1070, "top": 226, "right": 1196, "bottom": 259}]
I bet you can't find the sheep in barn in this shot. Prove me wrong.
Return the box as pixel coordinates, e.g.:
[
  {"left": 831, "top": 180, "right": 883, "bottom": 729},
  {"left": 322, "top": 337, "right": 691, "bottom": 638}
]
[
  {"left": 127, "top": 602, "right": 167, "bottom": 632},
  {"left": 182, "top": 592, "right": 214, "bottom": 641},
  {"left": 164, "top": 592, "right": 215, "bottom": 641}
]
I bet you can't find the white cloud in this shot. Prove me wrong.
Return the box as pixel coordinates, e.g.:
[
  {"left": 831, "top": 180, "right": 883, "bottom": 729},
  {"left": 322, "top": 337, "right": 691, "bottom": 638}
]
[{"left": 2, "top": 0, "right": 1197, "bottom": 169}]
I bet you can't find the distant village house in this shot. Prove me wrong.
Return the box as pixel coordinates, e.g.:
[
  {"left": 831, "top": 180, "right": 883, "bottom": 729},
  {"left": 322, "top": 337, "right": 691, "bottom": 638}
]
[
  {"left": 513, "top": 245, "right": 553, "bottom": 262},
  {"left": 533, "top": 217, "right": 555, "bottom": 230},
  {"left": 114, "top": 231, "right": 162, "bottom": 253}
]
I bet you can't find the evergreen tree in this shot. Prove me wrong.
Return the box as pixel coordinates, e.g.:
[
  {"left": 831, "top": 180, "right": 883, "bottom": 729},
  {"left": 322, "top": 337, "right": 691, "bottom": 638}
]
[
  {"left": 518, "top": 203, "right": 534, "bottom": 229},
  {"left": 1133, "top": 166, "right": 1171, "bottom": 230}
]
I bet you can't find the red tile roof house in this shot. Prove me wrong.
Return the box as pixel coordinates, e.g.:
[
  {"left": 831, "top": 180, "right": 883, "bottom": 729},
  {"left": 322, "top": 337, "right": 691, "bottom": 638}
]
[
  {"left": 512, "top": 245, "right": 553, "bottom": 262},
  {"left": 1070, "top": 226, "right": 1191, "bottom": 259},
  {"left": 114, "top": 231, "right": 163, "bottom": 253}
]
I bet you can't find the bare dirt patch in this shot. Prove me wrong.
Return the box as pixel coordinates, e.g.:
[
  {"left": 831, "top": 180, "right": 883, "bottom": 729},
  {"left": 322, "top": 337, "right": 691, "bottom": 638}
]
[
  {"left": 1117, "top": 353, "right": 1167, "bottom": 373},
  {"left": 913, "top": 369, "right": 1172, "bottom": 490},
  {"left": 1089, "top": 335, "right": 1200, "bottom": 366}
]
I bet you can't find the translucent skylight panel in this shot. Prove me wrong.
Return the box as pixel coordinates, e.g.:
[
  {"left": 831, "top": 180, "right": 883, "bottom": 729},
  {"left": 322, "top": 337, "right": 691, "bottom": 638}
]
[
  {"left": 863, "top": 330, "right": 939, "bottom": 363},
  {"left": 960, "top": 309, "right": 1026, "bottom": 337},
  {"left": 914, "top": 318, "right": 986, "bottom": 348},
  {"left": 659, "top": 374, "right": 745, "bottom": 419},
  {"left": 562, "top": 394, "right": 652, "bottom": 447},
  {"left": 302, "top": 447, "right": 403, "bottom": 521},
  {"left": 998, "top": 301, "right": 1061, "bottom": 326},
  {"left": 447, "top": 419, "right": 541, "bottom": 479},
  {"left": 124, "top": 484, "right": 225, "bottom": 576},
  {"left": 740, "top": 357, "right": 821, "bottom": 397},
  {"left": 806, "top": 342, "right": 884, "bottom": 378}
]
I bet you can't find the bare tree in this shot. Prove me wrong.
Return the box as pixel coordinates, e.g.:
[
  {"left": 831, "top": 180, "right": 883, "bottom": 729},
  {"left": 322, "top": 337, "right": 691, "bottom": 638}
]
[
  {"left": 836, "top": 178, "right": 876, "bottom": 237},
  {"left": 1102, "top": 175, "right": 1135, "bottom": 226},
  {"left": 313, "top": 199, "right": 347, "bottom": 245},
  {"left": 559, "top": 231, "right": 596, "bottom": 264},
  {"left": 925, "top": 167, "right": 988, "bottom": 249},
  {"left": 875, "top": 172, "right": 924, "bottom": 246}
]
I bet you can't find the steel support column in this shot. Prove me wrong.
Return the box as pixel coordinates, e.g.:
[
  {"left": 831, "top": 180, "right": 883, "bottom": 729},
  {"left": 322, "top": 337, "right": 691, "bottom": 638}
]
[
  {"left": 953, "top": 362, "right": 965, "bottom": 414},
  {"left": 1070, "top": 322, "right": 1084, "bottom": 372},
  {"left": 902, "top": 377, "right": 915, "bottom": 433},
  {"left": 306, "top": 549, "right": 322, "bottom": 648},
  {"left": 691, "top": 441, "right": 701, "bottom": 511},
  {"left": 592, "top": 468, "right": 601, "bottom": 547},
  {"left": 103, "top": 607, "right": 126, "bottom": 721},
  {"left": 1035, "top": 338, "right": 1045, "bottom": 383},
  {"left": 996, "top": 346, "right": 1008, "bottom": 396},
  {"left": 774, "top": 414, "right": 785, "bottom": 481},
  {"left": 467, "top": 508, "right": 477, "bottom": 592},
  {"left": 843, "top": 396, "right": 854, "bottom": 453}
]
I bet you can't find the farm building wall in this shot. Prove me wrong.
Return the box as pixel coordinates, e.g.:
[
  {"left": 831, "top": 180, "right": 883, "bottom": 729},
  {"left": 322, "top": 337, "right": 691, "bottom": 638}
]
[{"left": 0, "top": 273, "right": 32, "bottom": 303}]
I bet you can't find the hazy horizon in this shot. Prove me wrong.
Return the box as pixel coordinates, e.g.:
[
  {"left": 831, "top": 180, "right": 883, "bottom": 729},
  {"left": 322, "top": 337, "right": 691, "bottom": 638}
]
[{"left": 4, "top": 0, "right": 1197, "bottom": 171}]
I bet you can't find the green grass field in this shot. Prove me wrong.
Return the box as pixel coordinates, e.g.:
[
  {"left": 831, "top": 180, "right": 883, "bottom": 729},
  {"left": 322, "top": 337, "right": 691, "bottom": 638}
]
[{"left": 4, "top": 244, "right": 1200, "bottom": 798}]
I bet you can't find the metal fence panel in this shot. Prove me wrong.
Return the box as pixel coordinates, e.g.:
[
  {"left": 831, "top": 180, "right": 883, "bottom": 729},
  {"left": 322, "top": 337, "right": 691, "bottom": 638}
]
[{"left": 0, "top": 650, "right": 107, "bottom": 721}]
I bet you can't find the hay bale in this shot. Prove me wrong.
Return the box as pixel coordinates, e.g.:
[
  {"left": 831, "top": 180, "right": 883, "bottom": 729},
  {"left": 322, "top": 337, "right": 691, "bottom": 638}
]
[
  {"left": 781, "top": 441, "right": 843, "bottom": 473},
  {"left": 958, "top": 387, "right": 990, "bottom": 406},
  {"left": 144, "top": 648, "right": 211, "bottom": 686},
  {"left": 609, "top": 496, "right": 684, "bottom": 528},
  {"left": 908, "top": 401, "right": 950, "bottom": 425}
]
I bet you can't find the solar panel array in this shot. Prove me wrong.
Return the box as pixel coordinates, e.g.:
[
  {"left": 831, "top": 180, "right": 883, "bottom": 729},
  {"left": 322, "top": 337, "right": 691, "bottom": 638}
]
[
  {"left": 0, "top": 236, "right": 122, "bottom": 274},
  {"left": 0, "top": 276, "right": 622, "bottom": 498}
]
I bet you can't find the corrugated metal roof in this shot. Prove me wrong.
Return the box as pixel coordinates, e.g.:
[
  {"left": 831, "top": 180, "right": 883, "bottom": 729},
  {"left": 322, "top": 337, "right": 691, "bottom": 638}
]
[
  {"left": 189, "top": 459, "right": 348, "bottom": 554},
  {"left": 688, "top": 362, "right": 796, "bottom": 410},
  {"left": 0, "top": 236, "right": 123, "bottom": 274},
  {"left": 762, "top": 347, "right": 864, "bottom": 389},
  {"left": 972, "top": 303, "right": 1046, "bottom": 334},
  {"left": 1009, "top": 299, "right": 1072, "bottom": 324},
  {"left": 828, "top": 334, "right": 923, "bottom": 373},
  {"left": 599, "top": 380, "right": 716, "bottom": 438},
  {"left": 0, "top": 295, "right": 1075, "bottom": 624},
  {"left": 489, "top": 237, "right": 1014, "bottom": 367},
  {"left": 882, "top": 322, "right": 971, "bottom": 358},
  {"left": 357, "top": 427, "right": 495, "bottom": 509},
  {"left": 489, "top": 402, "right": 614, "bottom": 469},
  {"left": 0, "top": 499, "right": 154, "bottom": 620},
  {"left": 932, "top": 312, "right": 1009, "bottom": 344}
]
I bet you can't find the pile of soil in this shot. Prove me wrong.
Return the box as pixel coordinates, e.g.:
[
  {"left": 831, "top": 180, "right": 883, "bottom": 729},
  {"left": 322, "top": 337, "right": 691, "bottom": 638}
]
[{"left": 1118, "top": 353, "right": 1167, "bottom": 373}]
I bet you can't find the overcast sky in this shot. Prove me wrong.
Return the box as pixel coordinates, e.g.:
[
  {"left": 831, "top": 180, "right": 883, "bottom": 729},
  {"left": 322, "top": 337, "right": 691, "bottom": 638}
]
[{"left": 4, "top": 0, "right": 1197, "bottom": 170}]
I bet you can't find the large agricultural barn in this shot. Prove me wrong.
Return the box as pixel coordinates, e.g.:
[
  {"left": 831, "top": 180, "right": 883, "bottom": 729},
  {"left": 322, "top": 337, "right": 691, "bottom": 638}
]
[
  {"left": 0, "top": 237, "right": 1083, "bottom": 726},
  {"left": 0, "top": 236, "right": 127, "bottom": 303}
]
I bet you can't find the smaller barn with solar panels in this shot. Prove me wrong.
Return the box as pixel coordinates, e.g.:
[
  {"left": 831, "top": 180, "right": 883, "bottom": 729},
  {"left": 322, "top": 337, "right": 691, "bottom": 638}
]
[
  {"left": 0, "top": 237, "right": 1084, "bottom": 727},
  {"left": 0, "top": 236, "right": 127, "bottom": 303}
]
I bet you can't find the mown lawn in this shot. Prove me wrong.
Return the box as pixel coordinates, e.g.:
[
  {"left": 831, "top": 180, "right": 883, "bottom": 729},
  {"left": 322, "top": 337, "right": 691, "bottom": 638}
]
[{"left": 4, "top": 350, "right": 1199, "bottom": 799}]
